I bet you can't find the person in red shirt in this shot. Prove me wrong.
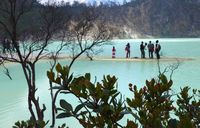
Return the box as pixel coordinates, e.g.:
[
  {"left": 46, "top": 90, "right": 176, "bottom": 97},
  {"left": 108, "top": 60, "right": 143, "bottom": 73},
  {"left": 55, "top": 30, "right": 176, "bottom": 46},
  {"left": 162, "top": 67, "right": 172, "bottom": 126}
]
[{"left": 112, "top": 46, "right": 116, "bottom": 58}]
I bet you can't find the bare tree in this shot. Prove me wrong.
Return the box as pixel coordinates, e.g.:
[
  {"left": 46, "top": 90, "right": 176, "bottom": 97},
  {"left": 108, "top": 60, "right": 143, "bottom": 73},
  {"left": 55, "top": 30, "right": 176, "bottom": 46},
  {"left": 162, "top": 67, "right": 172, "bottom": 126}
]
[
  {"left": 0, "top": 0, "right": 67, "bottom": 126},
  {"left": 49, "top": 7, "right": 113, "bottom": 127},
  {"left": 0, "top": 1, "right": 112, "bottom": 127},
  {"left": 48, "top": 30, "right": 70, "bottom": 127},
  {"left": 67, "top": 7, "right": 112, "bottom": 67},
  {"left": 157, "top": 59, "right": 180, "bottom": 80}
]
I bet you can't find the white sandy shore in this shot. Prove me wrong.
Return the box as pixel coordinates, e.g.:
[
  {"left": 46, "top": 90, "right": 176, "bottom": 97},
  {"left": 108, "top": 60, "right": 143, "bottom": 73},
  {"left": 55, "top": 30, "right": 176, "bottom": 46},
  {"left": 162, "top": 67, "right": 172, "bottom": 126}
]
[
  {"left": 52, "top": 54, "right": 194, "bottom": 61},
  {"left": 93, "top": 57, "right": 194, "bottom": 62},
  {"left": 0, "top": 53, "right": 195, "bottom": 65}
]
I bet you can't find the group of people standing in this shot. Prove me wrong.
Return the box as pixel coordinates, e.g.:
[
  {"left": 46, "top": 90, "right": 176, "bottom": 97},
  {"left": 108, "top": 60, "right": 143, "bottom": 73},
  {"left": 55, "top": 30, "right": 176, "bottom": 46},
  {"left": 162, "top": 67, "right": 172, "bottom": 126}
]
[
  {"left": 112, "top": 40, "right": 161, "bottom": 59},
  {"left": 0, "top": 38, "right": 18, "bottom": 53},
  {"left": 140, "top": 40, "right": 161, "bottom": 59},
  {"left": 112, "top": 43, "right": 131, "bottom": 59}
]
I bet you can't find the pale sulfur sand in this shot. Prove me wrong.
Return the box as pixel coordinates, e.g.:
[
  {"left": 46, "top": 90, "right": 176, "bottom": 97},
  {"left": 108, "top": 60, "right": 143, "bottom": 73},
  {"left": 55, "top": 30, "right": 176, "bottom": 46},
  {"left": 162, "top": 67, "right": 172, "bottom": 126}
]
[
  {"left": 93, "top": 57, "right": 194, "bottom": 62},
  {"left": 0, "top": 53, "right": 195, "bottom": 66},
  {"left": 46, "top": 54, "right": 195, "bottom": 62}
]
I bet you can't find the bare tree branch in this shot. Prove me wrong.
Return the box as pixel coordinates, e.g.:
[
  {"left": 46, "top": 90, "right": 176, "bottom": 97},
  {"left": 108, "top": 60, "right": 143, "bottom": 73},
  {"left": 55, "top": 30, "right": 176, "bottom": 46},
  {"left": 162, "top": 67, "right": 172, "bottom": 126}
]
[
  {"left": 0, "top": 0, "right": 68, "bottom": 126},
  {"left": 1, "top": 63, "right": 12, "bottom": 80},
  {"left": 157, "top": 59, "right": 181, "bottom": 80}
]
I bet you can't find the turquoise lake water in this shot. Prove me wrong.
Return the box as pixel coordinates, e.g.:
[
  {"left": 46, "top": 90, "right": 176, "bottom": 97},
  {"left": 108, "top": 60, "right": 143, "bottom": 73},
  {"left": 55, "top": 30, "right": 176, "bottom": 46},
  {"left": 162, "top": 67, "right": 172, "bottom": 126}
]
[{"left": 0, "top": 38, "right": 200, "bottom": 127}]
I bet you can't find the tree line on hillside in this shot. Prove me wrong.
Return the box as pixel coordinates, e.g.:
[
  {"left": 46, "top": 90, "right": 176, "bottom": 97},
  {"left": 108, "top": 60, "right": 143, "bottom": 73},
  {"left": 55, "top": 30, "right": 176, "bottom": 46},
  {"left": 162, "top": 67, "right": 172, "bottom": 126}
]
[
  {"left": 1, "top": 0, "right": 200, "bottom": 39},
  {"left": 48, "top": 0, "right": 200, "bottom": 38}
]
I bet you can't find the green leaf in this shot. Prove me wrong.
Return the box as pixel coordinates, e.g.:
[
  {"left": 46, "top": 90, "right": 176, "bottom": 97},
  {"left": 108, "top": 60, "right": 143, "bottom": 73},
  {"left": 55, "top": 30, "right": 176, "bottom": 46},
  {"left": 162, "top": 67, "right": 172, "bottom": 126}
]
[
  {"left": 56, "top": 63, "right": 62, "bottom": 73},
  {"left": 55, "top": 77, "right": 61, "bottom": 84},
  {"left": 60, "top": 99, "right": 73, "bottom": 112},
  {"left": 63, "top": 65, "right": 69, "bottom": 75},
  {"left": 126, "top": 98, "right": 132, "bottom": 107},
  {"left": 139, "top": 110, "right": 146, "bottom": 118},
  {"left": 37, "top": 120, "right": 46, "bottom": 127},
  {"left": 168, "top": 119, "right": 178, "bottom": 128},
  {"left": 87, "top": 83, "right": 95, "bottom": 94},
  {"left": 14, "top": 121, "right": 20, "bottom": 127},
  {"left": 168, "top": 80, "right": 173, "bottom": 88},
  {"left": 85, "top": 73, "right": 91, "bottom": 81},
  {"left": 110, "top": 92, "right": 120, "bottom": 104},
  {"left": 56, "top": 112, "right": 72, "bottom": 118},
  {"left": 47, "top": 71, "right": 55, "bottom": 81},
  {"left": 56, "top": 108, "right": 65, "bottom": 111},
  {"left": 160, "top": 74, "right": 168, "bottom": 84},
  {"left": 84, "top": 102, "right": 94, "bottom": 109},
  {"left": 74, "top": 104, "right": 84, "bottom": 114}
]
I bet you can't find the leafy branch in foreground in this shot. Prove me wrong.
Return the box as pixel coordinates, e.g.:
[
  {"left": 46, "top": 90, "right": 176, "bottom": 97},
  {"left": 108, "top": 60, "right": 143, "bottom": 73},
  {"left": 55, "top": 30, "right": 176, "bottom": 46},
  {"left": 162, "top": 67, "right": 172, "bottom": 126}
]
[
  {"left": 175, "top": 86, "right": 200, "bottom": 127},
  {"left": 12, "top": 119, "right": 46, "bottom": 128},
  {"left": 47, "top": 63, "right": 200, "bottom": 128},
  {"left": 127, "top": 74, "right": 174, "bottom": 127},
  {"left": 47, "top": 63, "right": 127, "bottom": 127}
]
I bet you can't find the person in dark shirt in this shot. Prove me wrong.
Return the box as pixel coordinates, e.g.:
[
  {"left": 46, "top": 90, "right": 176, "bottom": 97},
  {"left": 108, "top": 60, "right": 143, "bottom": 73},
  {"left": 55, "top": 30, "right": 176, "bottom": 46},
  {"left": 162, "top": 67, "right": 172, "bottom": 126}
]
[
  {"left": 147, "top": 41, "right": 152, "bottom": 58},
  {"left": 155, "top": 40, "right": 161, "bottom": 59},
  {"left": 150, "top": 43, "right": 154, "bottom": 59},
  {"left": 125, "top": 43, "right": 130, "bottom": 58},
  {"left": 140, "top": 42, "right": 145, "bottom": 58}
]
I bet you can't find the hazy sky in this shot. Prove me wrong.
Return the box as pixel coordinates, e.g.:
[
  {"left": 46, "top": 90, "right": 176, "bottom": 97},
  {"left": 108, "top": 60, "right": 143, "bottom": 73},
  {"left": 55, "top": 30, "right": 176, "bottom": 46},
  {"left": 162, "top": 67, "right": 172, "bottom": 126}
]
[{"left": 40, "top": 0, "right": 131, "bottom": 5}]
